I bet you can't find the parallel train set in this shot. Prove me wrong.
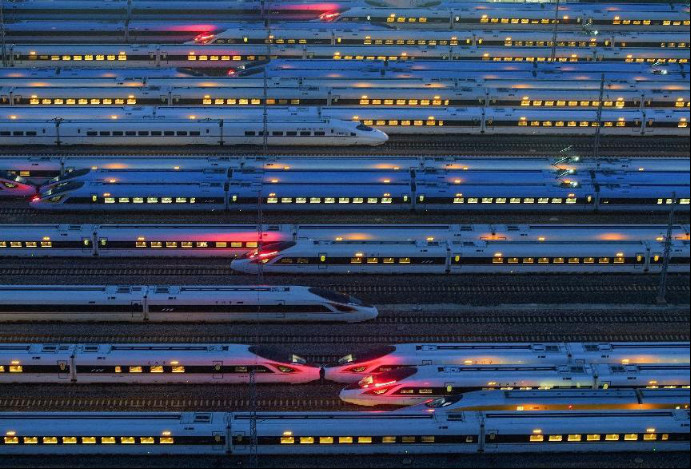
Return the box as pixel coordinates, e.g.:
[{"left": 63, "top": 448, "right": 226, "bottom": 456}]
[{"left": 2, "top": 1, "right": 690, "bottom": 461}]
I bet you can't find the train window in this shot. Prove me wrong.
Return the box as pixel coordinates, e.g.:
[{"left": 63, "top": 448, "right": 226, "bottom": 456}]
[
  {"left": 310, "top": 197, "right": 321, "bottom": 204},
  {"left": 147, "top": 197, "right": 158, "bottom": 204},
  {"left": 530, "top": 434, "right": 544, "bottom": 442},
  {"left": 568, "top": 258, "right": 580, "bottom": 264},
  {"left": 339, "top": 437, "right": 353, "bottom": 444},
  {"left": 382, "top": 436, "right": 396, "bottom": 444},
  {"left": 42, "top": 437, "right": 58, "bottom": 444},
  {"left": 300, "top": 131, "right": 312, "bottom": 136},
  {"left": 482, "top": 198, "right": 492, "bottom": 204},
  {"left": 614, "top": 257, "right": 625, "bottom": 264},
  {"left": 279, "top": 258, "right": 294, "bottom": 264},
  {"left": 624, "top": 434, "right": 638, "bottom": 441},
  {"left": 196, "top": 242, "right": 209, "bottom": 248},
  {"left": 24, "top": 437, "right": 38, "bottom": 444},
  {"left": 523, "top": 258, "right": 534, "bottom": 264},
  {"left": 129, "top": 366, "right": 143, "bottom": 373},
  {"left": 102, "top": 437, "right": 116, "bottom": 444},
  {"left": 402, "top": 436, "right": 416, "bottom": 443},
  {"left": 105, "top": 198, "right": 115, "bottom": 204},
  {"left": 643, "top": 434, "right": 657, "bottom": 441},
  {"left": 281, "top": 436, "right": 295, "bottom": 445},
  {"left": 9, "top": 365, "right": 23, "bottom": 372},
  {"left": 245, "top": 131, "right": 256, "bottom": 137},
  {"left": 606, "top": 433, "right": 620, "bottom": 442},
  {"left": 353, "top": 198, "right": 364, "bottom": 204},
  {"left": 267, "top": 197, "right": 278, "bottom": 204},
  {"left": 357, "top": 437, "right": 372, "bottom": 444},
  {"left": 338, "top": 197, "right": 350, "bottom": 204},
  {"left": 318, "top": 437, "right": 333, "bottom": 444},
  {"left": 86, "top": 131, "right": 97, "bottom": 137},
  {"left": 586, "top": 434, "right": 601, "bottom": 441},
  {"left": 525, "top": 198, "right": 535, "bottom": 204},
  {"left": 508, "top": 258, "right": 519, "bottom": 264},
  {"left": 114, "top": 366, "right": 122, "bottom": 373},
  {"left": 548, "top": 435, "right": 562, "bottom": 442},
  {"left": 140, "top": 437, "right": 155, "bottom": 444},
  {"left": 62, "top": 437, "right": 77, "bottom": 444},
  {"left": 324, "top": 197, "right": 336, "bottom": 204},
  {"left": 399, "top": 258, "right": 411, "bottom": 264},
  {"left": 295, "top": 198, "right": 307, "bottom": 205},
  {"left": 538, "top": 257, "right": 549, "bottom": 264},
  {"left": 298, "top": 437, "right": 315, "bottom": 444},
  {"left": 367, "top": 258, "right": 379, "bottom": 264},
  {"left": 510, "top": 198, "right": 521, "bottom": 204},
  {"left": 246, "top": 242, "right": 258, "bottom": 248},
  {"left": 493, "top": 257, "right": 504, "bottom": 264},
  {"left": 568, "top": 435, "right": 582, "bottom": 442},
  {"left": 584, "top": 257, "right": 595, "bottom": 264},
  {"left": 350, "top": 257, "right": 362, "bottom": 264}
]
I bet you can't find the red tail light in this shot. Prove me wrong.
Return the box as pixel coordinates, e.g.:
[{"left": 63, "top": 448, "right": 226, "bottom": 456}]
[
  {"left": 318, "top": 11, "right": 340, "bottom": 21},
  {"left": 227, "top": 68, "right": 237, "bottom": 77},
  {"left": 31, "top": 195, "right": 41, "bottom": 202},
  {"left": 194, "top": 33, "right": 215, "bottom": 44}
]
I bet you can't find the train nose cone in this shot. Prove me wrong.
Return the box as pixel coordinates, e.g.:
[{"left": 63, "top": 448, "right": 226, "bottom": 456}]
[{"left": 377, "top": 130, "right": 389, "bottom": 145}]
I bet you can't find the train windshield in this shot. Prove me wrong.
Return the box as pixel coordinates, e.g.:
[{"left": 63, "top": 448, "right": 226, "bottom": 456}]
[
  {"left": 337, "top": 346, "right": 397, "bottom": 365},
  {"left": 249, "top": 345, "right": 307, "bottom": 365},
  {"left": 356, "top": 124, "right": 374, "bottom": 132},
  {"left": 47, "top": 168, "right": 90, "bottom": 184},
  {"left": 40, "top": 181, "right": 84, "bottom": 197},
  {"left": 308, "top": 287, "right": 370, "bottom": 307},
  {"left": 425, "top": 396, "right": 462, "bottom": 408}
]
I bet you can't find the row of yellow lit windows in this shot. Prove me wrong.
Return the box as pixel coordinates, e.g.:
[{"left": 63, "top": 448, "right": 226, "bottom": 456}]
[
  {"left": 492, "top": 257, "right": 627, "bottom": 264},
  {"left": 361, "top": 119, "right": 440, "bottom": 126},
  {"left": 3, "top": 436, "right": 173, "bottom": 445},
  {"left": 30, "top": 98, "right": 136, "bottom": 105},
  {"left": 625, "top": 58, "right": 687, "bottom": 64},
  {"left": 135, "top": 241, "right": 257, "bottom": 249},
  {"left": 480, "top": 17, "right": 556, "bottom": 24},
  {"left": 529, "top": 433, "right": 667, "bottom": 442},
  {"left": 518, "top": 120, "right": 627, "bottom": 127},
  {"left": 114, "top": 365, "right": 185, "bottom": 373},
  {"left": 0, "top": 241, "right": 52, "bottom": 248},
  {"left": 334, "top": 55, "right": 410, "bottom": 61},
  {"left": 104, "top": 197, "right": 197, "bottom": 204},
  {"left": 350, "top": 257, "right": 411, "bottom": 264},
  {"left": 267, "top": 197, "right": 393, "bottom": 204},
  {"left": 507, "top": 41, "right": 595, "bottom": 47},
  {"left": 360, "top": 99, "right": 448, "bottom": 106},
  {"left": 452, "top": 197, "right": 579, "bottom": 204},
  {"left": 202, "top": 98, "right": 301, "bottom": 105},
  {"left": 365, "top": 39, "right": 460, "bottom": 46},
  {"left": 29, "top": 54, "right": 127, "bottom": 61},
  {"left": 483, "top": 57, "right": 581, "bottom": 62},
  {"left": 520, "top": 100, "right": 625, "bottom": 108},
  {"left": 188, "top": 54, "right": 244, "bottom": 61},
  {"left": 386, "top": 16, "right": 428, "bottom": 23},
  {"left": 614, "top": 19, "right": 688, "bottom": 26},
  {"left": 280, "top": 435, "right": 435, "bottom": 444},
  {"left": 0, "top": 365, "right": 24, "bottom": 372}
]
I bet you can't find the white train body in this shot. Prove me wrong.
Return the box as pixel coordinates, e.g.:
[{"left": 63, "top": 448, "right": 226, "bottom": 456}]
[
  {"left": 326, "top": 342, "right": 691, "bottom": 383},
  {"left": 0, "top": 285, "right": 378, "bottom": 323},
  {"left": 0, "top": 343, "right": 320, "bottom": 384},
  {"left": 1, "top": 409, "right": 688, "bottom": 454},
  {"left": 230, "top": 238, "right": 691, "bottom": 275},
  {"left": 339, "top": 363, "right": 691, "bottom": 407},
  {"left": 2, "top": 223, "right": 689, "bottom": 261}
]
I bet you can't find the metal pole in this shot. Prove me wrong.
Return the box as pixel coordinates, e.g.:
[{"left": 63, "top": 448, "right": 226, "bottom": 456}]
[
  {"left": 656, "top": 192, "right": 676, "bottom": 305},
  {"left": 262, "top": 1, "right": 271, "bottom": 154},
  {"left": 549, "top": 0, "right": 560, "bottom": 62},
  {"left": 249, "top": 368, "right": 258, "bottom": 468},
  {"left": 592, "top": 73, "right": 605, "bottom": 161},
  {"left": 1, "top": 0, "right": 7, "bottom": 67}
]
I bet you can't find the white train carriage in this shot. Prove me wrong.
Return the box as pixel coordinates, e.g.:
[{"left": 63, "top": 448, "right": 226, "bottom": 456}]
[
  {"left": 339, "top": 363, "right": 691, "bottom": 407},
  {"left": 230, "top": 238, "right": 691, "bottom": 275},
  {"left": 0, "top": 224, "right": 96, "bottom": 257},
  {"left": 70, "top": 344, "right": 319, "bottom": 384},
  {"left": 405, "top": 388, "right": 691, "bottom": 413},
  {"left": 325, "top": 342, "right": 691, "bottom": 383},
  {"left": 0, "top": 344, "right": 75, "bottom": 383},
  {"left": 0, "top": 115, "right": 387, "bottom": 146},
  {"left": 91, "top": 224, "right": 289, "bottom": 258},
  {"left": 1, "top": 409, "right": 689, "bottom": 455},
  {"left": 0, "top": 412, "right": 230, "bottom": 455},
  {"left": 0, "top": 285, "right": 378, "bottom": 323}
]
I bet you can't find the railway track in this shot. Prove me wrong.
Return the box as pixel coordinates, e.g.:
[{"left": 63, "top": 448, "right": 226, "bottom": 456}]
[
  {"left": 0, "top": 397, "right": 350, "bottom": 412},
  {"left": 1, "top": 332, "right": 688, "bottom": 346},
  {"left": 0, "top": 136, "right": 687, "bottom": 157}
]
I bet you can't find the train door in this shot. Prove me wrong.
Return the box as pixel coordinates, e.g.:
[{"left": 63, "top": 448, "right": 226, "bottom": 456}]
[
  {"left": 82, "top": 236, "right": 95, "bottom": 255},
  {"left": 213, "top": 361, "right": 224, "bottom": 380},
  {"left": 131, "top": 301, "right": 143, "bottom": 321},
  {"left": 212, "top": 432, "right": 226, "bottom": 452},
  {"left": 57, "top": 360, "right": 69, "bottom": 380},
  {"left": 318, "top": 252, "right": 327, "bottom": 270}
]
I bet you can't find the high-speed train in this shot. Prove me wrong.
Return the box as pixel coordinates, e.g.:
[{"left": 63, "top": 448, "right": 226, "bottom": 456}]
[
  {"left": 231, "top": 237, "right": 690, "bottom": 275},
  {"left": 1, "top": 408, "right": 689, "bottom": 455},
  {"left": 339, "top": 363, "right": 691, "bottom": 407},
  {"left": 0, "top": 115, "right": 387, "bottom": 146},
  {"left": 3, "top": 44, "right": 688, "bottom": 69},
  {"left": 404, "top": 388, "right": 690, "bottom": 413},
  {"left": 326, "top": 342, "right": 691, "bottom": 383},
  {"left": 0, "top": 343, "right": 320, "bottom": 384},
  {"left": 4, "top": 84, "right": 687, "bottom": 111},
  {"left": 2, "top": 223, "right": 688, "bottom": 259},
  {"left": 26, "top": 165, "right": 691, "bottom": 212},
  {"left": 0, "top": 172, "right": 37, "bottom": 198},
  {"left": 0, "top": 285, "right": 378, "bottom": 323},
  {"left": 335, "top": 3, "right": 691, "bottom": 31},
  {"left": 5, "top": 106, "right": 684, "bottom": 141}
]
